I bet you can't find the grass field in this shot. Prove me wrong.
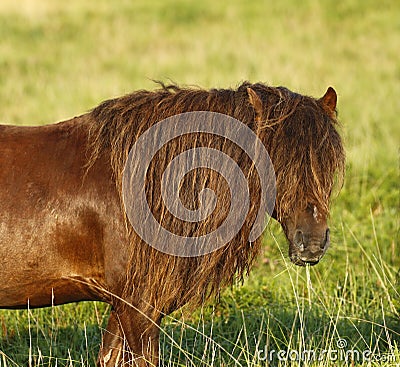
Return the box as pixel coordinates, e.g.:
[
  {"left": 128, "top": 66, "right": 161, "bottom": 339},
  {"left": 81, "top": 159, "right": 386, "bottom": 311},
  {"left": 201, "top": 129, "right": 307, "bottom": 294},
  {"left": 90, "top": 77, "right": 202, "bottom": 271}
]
[{"left": 0, "top": 0, "right": 399, "bottom": 366}]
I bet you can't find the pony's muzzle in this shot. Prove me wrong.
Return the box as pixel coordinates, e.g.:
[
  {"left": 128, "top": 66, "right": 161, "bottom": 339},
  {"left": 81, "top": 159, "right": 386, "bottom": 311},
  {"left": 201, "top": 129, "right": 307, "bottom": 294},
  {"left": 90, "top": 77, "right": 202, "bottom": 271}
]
[{"left": 294, "top": 228, "right": 330, "bottom": 265}]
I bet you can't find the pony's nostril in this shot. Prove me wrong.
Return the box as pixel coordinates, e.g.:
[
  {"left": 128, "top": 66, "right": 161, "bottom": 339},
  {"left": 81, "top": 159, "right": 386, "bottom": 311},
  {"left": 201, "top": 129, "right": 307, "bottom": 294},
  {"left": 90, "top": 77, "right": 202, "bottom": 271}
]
[
  {"left": 323, "top": 228, "right": 330, "bottom": 249},
  {"left": 294, "top": 229, "right": 304, "bottom": 251}
]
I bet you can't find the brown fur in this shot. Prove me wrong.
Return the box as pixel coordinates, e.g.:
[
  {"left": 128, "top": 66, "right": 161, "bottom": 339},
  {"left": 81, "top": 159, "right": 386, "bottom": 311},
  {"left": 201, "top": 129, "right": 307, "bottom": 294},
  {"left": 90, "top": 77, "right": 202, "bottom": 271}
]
[
  {"left": 86, "top": 82, "right": 345, "bottom": 317},
  {"left": 0, "top": 82, "right": 344, "bottom": 365}
]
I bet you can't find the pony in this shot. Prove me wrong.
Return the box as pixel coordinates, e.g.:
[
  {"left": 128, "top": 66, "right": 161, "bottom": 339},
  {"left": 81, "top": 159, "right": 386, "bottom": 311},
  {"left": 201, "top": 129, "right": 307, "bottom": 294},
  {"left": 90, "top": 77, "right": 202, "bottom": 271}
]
[{"left": 0, "top": 82, "right": 345, "bottom": 366}]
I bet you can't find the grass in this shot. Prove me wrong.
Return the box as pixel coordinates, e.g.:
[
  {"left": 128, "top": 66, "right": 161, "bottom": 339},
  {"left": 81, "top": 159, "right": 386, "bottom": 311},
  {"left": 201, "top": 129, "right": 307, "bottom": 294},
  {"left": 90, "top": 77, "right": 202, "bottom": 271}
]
[{"left": 0, "top": 0, "right": 399, "bottom": 366}]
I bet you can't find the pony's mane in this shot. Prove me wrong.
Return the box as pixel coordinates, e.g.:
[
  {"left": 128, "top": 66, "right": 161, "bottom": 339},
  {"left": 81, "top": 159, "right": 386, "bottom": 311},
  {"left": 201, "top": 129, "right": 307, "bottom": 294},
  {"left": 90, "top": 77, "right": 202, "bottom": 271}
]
[{"left": 86, "top": 82, "right": 345, "bottom": 314}]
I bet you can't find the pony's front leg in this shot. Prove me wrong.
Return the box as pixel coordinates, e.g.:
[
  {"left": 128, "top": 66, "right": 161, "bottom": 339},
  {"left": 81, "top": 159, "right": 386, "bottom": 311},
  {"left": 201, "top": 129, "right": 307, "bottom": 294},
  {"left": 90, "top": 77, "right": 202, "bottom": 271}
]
[
  {"left": 98, "top": 307, "right": 161, "bottom": 367},
  {"left": 97, "top": 310, "right": 125, "bottom": 366},
  {"left": 118, "top": 306, "right": 161, "bottom": 367}
]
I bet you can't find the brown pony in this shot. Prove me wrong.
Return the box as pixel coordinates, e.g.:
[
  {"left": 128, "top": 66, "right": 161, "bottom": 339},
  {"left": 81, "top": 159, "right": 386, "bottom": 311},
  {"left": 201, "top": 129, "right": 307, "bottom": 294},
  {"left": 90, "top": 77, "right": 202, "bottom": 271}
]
[{"left": 0, "top": 82, "right": 345, "bottom": 366}]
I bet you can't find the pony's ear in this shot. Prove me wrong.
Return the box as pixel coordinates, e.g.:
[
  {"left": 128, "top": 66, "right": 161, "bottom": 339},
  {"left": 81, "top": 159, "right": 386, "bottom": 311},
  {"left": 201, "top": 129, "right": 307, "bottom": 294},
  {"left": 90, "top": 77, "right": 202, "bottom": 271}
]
[
  {"left": 320, "top": 87, "right": 337, "bottom": 115},
  {"left": 247, "top": 87, "right": 263, "bottom": 122}
]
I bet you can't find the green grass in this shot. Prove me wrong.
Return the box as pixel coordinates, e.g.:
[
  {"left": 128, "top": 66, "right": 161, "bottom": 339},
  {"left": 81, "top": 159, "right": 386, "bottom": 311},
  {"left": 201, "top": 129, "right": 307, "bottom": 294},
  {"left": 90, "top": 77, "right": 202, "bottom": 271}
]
[{"left": 0, "top": 0, "right": 399, "bottom": 366}]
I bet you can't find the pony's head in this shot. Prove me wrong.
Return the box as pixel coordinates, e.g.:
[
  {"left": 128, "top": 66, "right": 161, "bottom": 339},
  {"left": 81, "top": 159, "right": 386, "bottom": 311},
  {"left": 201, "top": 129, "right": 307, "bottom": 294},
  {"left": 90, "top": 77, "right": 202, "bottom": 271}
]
[{"left": 247, "top": 85, "right": 345, "bottom": 266}]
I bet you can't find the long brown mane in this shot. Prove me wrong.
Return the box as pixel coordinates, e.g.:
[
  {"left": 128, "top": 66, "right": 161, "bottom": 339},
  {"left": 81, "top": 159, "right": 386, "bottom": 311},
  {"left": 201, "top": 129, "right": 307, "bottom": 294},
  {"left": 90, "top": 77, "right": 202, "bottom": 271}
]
[{"left": 86, "top": 82, "right": 345, "bottom": 314}]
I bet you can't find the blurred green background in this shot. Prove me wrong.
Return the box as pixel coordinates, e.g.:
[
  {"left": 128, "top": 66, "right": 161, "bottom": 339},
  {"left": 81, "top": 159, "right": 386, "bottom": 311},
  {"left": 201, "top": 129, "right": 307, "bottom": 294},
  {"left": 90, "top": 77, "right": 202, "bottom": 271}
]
[
  {"left": 0, "top": 0, "right": 398, "bottom": 366},
  {"left": 0, "top": 0, "right": 399, "bottom": 166}
]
